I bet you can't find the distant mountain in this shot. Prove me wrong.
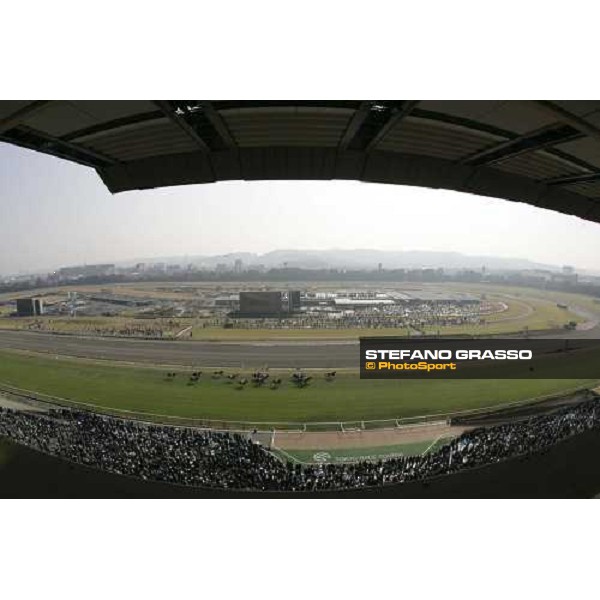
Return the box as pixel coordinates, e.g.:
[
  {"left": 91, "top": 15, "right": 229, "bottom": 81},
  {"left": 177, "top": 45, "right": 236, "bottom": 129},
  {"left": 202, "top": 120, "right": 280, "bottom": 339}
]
[
  {"left": 120, "top": 249, "right": 561, "bottom": 272},
  {"left": 259, "top": 249, "right": 558, "bottom": 271}
]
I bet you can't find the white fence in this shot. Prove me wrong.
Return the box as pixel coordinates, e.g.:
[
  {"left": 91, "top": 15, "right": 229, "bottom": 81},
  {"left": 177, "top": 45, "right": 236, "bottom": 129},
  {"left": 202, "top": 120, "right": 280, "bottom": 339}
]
[{"left": 0, "top": 381, "right": 596, "bottom": 433}]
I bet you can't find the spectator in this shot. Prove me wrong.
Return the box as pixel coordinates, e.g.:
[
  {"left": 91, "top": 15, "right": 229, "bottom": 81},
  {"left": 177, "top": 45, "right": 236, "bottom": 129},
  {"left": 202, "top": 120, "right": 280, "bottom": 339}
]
[{"left": 0, "top": 397, "right": 598, "bottom": 492}]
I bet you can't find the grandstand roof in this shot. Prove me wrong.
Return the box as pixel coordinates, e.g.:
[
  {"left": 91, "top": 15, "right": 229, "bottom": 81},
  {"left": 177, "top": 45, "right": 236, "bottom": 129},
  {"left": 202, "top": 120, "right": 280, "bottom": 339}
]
[{"left": 2, "top": 100, "right": 600, "bottom": 222}]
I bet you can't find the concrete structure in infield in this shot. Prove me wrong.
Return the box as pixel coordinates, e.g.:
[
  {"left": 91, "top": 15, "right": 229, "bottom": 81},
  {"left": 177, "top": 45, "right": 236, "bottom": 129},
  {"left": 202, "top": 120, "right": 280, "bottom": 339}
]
[
  {"left": 2, "top": 101, "right": 600, "bottom": 223},
  {"left": 16, "top": 297, "right": 43, "bottom": 317}
]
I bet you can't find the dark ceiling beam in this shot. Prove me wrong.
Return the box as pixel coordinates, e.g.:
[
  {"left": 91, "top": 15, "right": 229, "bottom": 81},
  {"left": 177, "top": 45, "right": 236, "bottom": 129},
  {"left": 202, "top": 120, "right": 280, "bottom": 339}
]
[
  {"left": 462, "top": 123, "right": 582, "bottom": 167},
  {"left": 365, "top": 100, "right": 419, "bottom": 152},
  {"left": 153, "top": 100, "right": 210, "bottom": 152},
  {"left": 0, "top": 100, "right": 53, "bottom": 134},
  {"left": 211, "top": 100, "right": 360, "bottom": 111},
  {"left": 536, "top": 100, "right": 600, "bottom": 142},
  {"left": 9, "top": 125, "right": 117, "bottom": 167},
  {"left": 411, "top": 108, "right": 517, "bottom": 139},
  {"left": 62, "top": 110, "right": 164, "bottom": 142},
  {"left": 407, "top": 108, "right": 597, "bottom": 173},
  {"left": 200, "top": 102, "right": 237, "bottom": 148},
  {"left": 544, "top": 172, "right": 600, "bottom": 186},
  {"left": 338, "top": 102, "right": 372, "bottom": 150}
]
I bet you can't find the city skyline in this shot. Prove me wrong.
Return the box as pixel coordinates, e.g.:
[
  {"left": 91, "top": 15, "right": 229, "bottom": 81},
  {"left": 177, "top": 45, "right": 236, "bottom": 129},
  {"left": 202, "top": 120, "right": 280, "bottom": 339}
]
[
  {"left": 2, "top": 247, "right": 579, "bottom": 279},
  {"left": 3, "top": 142, "right": 600, "bottom": 276}
]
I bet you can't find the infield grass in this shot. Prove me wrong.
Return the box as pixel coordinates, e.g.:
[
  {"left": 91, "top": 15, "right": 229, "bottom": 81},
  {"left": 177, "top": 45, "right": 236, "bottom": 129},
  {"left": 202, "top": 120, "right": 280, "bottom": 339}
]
[
  {"left": 1, "top": 283, "right": 594, "bottom": 341},
  {"left": 274, "top": 438, "right": 453, "bottom": 464}
]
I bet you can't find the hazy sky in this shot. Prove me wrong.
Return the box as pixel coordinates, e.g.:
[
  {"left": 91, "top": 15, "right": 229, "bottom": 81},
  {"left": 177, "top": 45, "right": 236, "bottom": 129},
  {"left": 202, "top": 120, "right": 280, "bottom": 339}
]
[{"left": 2, "top": 142, "right": 600, "bottom": 275}]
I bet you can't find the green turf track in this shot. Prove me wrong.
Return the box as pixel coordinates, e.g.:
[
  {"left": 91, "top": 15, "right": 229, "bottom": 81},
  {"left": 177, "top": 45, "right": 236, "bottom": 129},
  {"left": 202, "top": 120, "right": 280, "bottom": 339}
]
[
  {"left": 0, "top": 350, "right": 596, "bottom": 424},
  {"left": 274, "top": 438, "right": 452, "bottom": 464}
]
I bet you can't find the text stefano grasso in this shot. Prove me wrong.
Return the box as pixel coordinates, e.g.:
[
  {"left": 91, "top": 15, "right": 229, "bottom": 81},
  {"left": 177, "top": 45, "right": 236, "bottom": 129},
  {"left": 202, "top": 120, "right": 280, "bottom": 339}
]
[
  {"left": 359, "top": 338, "right": 600, "bottom": 379},
  {"left": 364, "top": 349, "right": 533, "bottom": 361}
]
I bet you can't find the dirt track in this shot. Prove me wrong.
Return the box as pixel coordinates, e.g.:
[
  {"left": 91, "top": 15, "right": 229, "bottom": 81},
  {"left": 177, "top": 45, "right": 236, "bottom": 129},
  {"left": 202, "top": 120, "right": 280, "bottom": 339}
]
[
  {"left": 0, "top": 329, "right": 359, "bottom": 368},
  {"left": 1, "top": 321, "right": 599, "bottom": 369}
]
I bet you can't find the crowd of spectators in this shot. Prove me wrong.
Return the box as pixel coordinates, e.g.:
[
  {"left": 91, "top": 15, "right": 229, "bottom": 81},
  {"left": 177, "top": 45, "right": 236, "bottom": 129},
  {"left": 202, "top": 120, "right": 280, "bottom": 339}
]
[
  {"left": 6, "top": 302, "right": 487, "bottom": 338},
  {"left": 20, "top": 319, "right": 181, "bottom": 339},
  {"left": 224, "top": 302, "right": 481, "bottom": 332},
  {"left": 1, "top": 397, "right": 598, "bottom": 492}
]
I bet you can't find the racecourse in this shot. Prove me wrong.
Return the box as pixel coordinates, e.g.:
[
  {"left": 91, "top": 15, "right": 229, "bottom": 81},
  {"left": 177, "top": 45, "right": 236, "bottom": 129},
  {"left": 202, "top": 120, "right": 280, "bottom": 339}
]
[{"left": 1, "top": 283, "right": 599, "bottom": 428}]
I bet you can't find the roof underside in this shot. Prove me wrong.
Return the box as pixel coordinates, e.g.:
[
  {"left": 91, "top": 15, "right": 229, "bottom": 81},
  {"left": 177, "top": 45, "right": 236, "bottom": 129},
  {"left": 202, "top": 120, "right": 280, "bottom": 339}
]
[{"left": 2, "top": 100, "right": 600, "bottom": 223}]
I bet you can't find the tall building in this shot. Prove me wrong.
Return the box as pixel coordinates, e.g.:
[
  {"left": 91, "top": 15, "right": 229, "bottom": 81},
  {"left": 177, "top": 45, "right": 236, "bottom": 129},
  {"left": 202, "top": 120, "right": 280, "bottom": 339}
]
[
  {"left": 234, "top": 259, "right": 243, "bottom": 274},
  {"left": 288, "top": 290, "right": 301, "bottom": 312}
]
